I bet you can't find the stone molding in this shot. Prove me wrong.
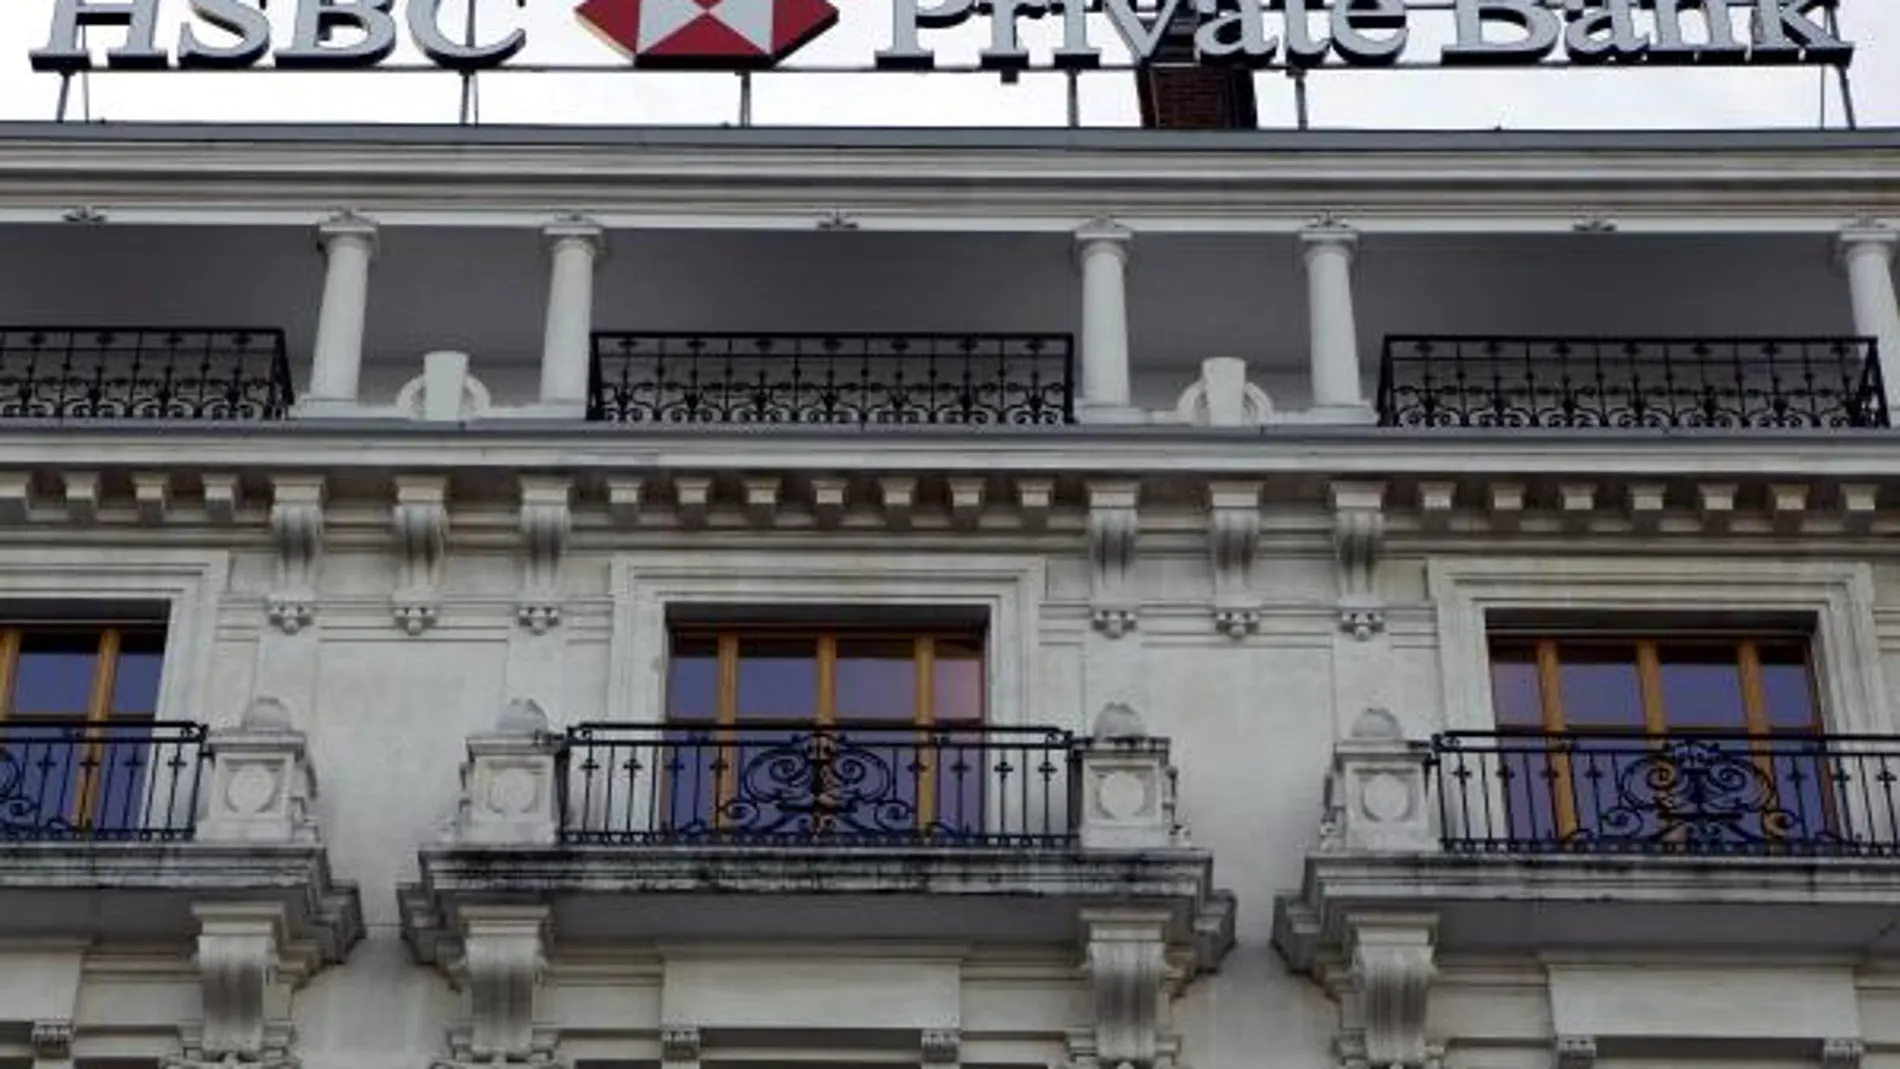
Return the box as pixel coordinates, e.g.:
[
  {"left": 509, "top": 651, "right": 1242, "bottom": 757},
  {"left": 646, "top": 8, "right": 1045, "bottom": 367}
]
[
  {"left": 1330, "top": 481, "right": 1385, "bottom": 641},
  {"left": 393, "top": 476, "right": 450, "bottom": 635},
  {"left": 1206, "top": 481, "right": 1262, "bottom": 638},
  {"left": 1087, "top": 480, "right": 1140, "bottom": 638},
  {"left": 516, "top": 478, "right": 572, "bottom": 634}
]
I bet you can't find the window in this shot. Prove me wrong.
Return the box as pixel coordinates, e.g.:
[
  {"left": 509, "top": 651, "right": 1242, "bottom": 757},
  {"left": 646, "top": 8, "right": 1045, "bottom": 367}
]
[
  {"left": 659, "top": 624, "right": 993, "bottom": 841},
  {"left": 1484, "top": 632, "right": 1839, "bottom": 852},
  {"left": 0, "top": 624, "right": 167, "bottom": 838}
]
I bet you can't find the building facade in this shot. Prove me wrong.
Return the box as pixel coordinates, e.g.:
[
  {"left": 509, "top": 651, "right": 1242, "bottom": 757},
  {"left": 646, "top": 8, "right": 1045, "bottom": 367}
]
[{"left": 0, "top": 118, "right": 1895, "bottom": 1069}]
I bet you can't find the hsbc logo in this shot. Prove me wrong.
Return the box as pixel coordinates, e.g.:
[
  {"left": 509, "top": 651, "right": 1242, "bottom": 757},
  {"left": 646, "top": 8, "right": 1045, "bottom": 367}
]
[{"left": 574, "top": 0, "right": 841, "bottom": 68}]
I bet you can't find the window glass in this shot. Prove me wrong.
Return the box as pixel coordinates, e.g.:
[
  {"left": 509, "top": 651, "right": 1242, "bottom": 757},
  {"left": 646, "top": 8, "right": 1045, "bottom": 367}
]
[
  {"left": 1655, "top": 644, "right": 1748, "bottom": 729},
  {"left": 734, "top": 637, "right": 818, "bottom": 720},
  {"left": 1488, "top": 644, "right": 1542, "bottom": 727},
  {"left": 835, "top": 638, "right": 915, "bottom": 721},
  {"left": 1759, "top": 644, "right": 1819, "bottom": 731},
  {"left": 933, "top": 638, "right": 985, "bottom": 722},
  {"left": 12, "top": 631, "right": 101, "bottom": 716},
  {"left": 666, "top": 634, "right": 720, "bottom": 722},
  {"left": 111, "top": 643, "right": 165, "bottom": 717},
  {"left": 1556, "top": 643, "right": 1646, "bottom": 729}
]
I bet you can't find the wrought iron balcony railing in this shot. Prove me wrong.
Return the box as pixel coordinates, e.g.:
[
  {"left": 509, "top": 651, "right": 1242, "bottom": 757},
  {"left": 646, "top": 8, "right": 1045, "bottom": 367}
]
[
  {"left": 560, "top": 722, "right": 1078, "bottom": 847},
  {"left": 0, "top": 719, "right": 208, "bottom": 841},
  {"left": 1378, "top": 336, "right": 1888, "bottom": 430},
  {"left": 588, "top": 332, "right": 1075, "bottom": 426},
  {"left": 1431, "top": 731, "right": 1900, "bottom": 858},
  {"left": 0, "top": 328, "right": 295, "bottom": 422}
]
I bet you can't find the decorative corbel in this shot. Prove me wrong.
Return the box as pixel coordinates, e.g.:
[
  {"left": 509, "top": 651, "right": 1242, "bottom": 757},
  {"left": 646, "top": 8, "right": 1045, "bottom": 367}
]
[
  {"left": 1207, "top": 481, "right": 1262, "bottom": 638},
  {"left": 674, "top": 476, "right": 711, "bottom": 528},
  {"left": 180, "top": 903, "right": 300, "bottom": 1069},
  {"left": 392, "top": 476, "right": 449, "bottom": 635},
  {"left": 63, "top": 471, "right": 99, "bottom": 524},
  {"left": 743, "top": 476, "right": 782, "bottom": 527},
  {"left": 1822, "top": 1039, "right": 1865, "bottom": 1069},
  {"left": 880, "top": 476, "right": 917, "bottom": 530},
  {"left": 811, "top": 476, "right": 848, "bottom": 528},
  {"left": 267, "top": 476, "right": 325, "bottom": 636},
  {"left": 1016, "top": 477, "right": 1054, "bottom": 529},
  {"left": 660, "top": 1027, "right": 701, "bottom": 1069},
  {"left": 606, "top": 477, "right": 645, "bottom": 526},
  {"left": 0, "top": 472, "right": 31, "bottom": 523},
  {"left": 1081, "top": 909, "right": 1174, "bottom": 1069},
  {"left": 1332, "top": 482, "right": 1386, "bottom": 641},
  {"left": 1339, "top": 913, "right": 1437, "bottom": 1069},
  {"left": 31, "top": 1020, "right": 73, "bottom": 1061},
  {"left": 1625, "top": 483, "right": 1667, "bottom": 533},
  {"left": 203, "top": 474, "right": 239, "bottom": 524},
  {"left": 921, "top": 1029, "right": 960, "bottom": 1067},
  {"left": 1088, "top": 481, "right": 1141, "bottom": 638},
  {"left": 449, "top": 905, "right": 554, "bottom": 1067},
  {"left": 517, "top": 479, "right": 571, "bottom": 635},
  {"left": 1697, "top": 482, "right": 1737, "bottom": 532},
  {"left": 134, "top": 472, "right": 172, "bottom": 523},
  {"left": 948, "top": 478, "right": 985, "bottom": 530},
  {"left": 1842, "top": 484, "right": 1879, "bottom": 534},
  {"left": 1553, "top": 1036, "right": 1597, "bottom": 1069}
]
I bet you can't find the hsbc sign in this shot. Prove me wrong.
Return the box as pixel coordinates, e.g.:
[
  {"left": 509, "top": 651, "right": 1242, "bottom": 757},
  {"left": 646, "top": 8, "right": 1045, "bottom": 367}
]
[{"left": 29, "top": 0, "right": 1854, "bottom": 73}]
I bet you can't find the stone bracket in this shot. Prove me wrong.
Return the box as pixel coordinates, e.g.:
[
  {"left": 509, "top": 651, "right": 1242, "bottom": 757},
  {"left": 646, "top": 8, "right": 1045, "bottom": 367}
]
[
  {"left": 517, "top": 478, "right": 572, "bottom": 634},
  {"left": 1553, "top": 1036, "right": 1597, "bottom": 1069},
  {"left": 1822, "top": 1038, "right": 1865, "bottom": 1069},
  {"left": 1207, "top": 481, "right": 1263, "bottom": 638},
  {"left": 185, "top": 902, "right": 302, "bottom": 1066},
  {"left": 393, "top": 476, "right": 449, "bottom": 635},
  {"left": 921, "top": 1028, "right": 960, "bottom": 1067},
  {"left": 1088, "top": 480, "right": 1141, "bottom": 638},
  {"left": 1332, "top": 481, "right": 1386, "bottom": 641},
  {"left": 447, "top": 905, "right": 554, "bottom": 1065},
  {"left": 268, "top": 475, "right": 325, "bottom": 635},
  {"left": 660, "top": 1026, "right": 701, "bottom": 1069},
  {"left": 1081, "top": 909, "right": 1176, "bottom": 1069},
  {"left": 31, "top": 1019, "right": 73, "bottom": 1061},
  {"left": 1336, "top": 913, "right": 1438, "bottom": 1069}
]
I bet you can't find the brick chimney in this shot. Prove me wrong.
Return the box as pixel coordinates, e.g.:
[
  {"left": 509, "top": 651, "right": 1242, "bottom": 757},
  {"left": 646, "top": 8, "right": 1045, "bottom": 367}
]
[{"left": 1135, "top": 9, "right": 1259, "bottom": 130}]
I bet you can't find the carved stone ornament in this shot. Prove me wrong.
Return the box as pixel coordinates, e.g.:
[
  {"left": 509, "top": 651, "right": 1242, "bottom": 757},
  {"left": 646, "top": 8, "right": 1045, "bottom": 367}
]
[
  {"left": 392, "top": 477, "right": 449, "bottom": 635},
  {"left": 451, "top": 906, "right": 553, "bottom": 1065},
  {"left": 1552, "top": 1035, "right": 1597, "bottom": 1069},
  {"left": 660, "top": 1027, "right": 701, "bottom": 1066},
  {"left": 1822, "top": 1039, "right": 1865, "bottom": 1069},
  {"left": 1083, "top": 910, "right": 1175, "bottom": 1069},
  {"left": 1088, "top": 481, "right": 1141, "bottom": 638},
  {"left": 31, "top": 1020, "right": 73, "bottom": 1060},
  {"left": 1331, "top": 482, "right": 1386, "bottom": 641},
  {"left": 921, "top": 1029, "right": 960, "bottom": 1065},
  {"left": 268, "top": 476, "right": 325, "bottom": 635},
  {"left": 178, "top": 903, "right": 300, "bottom": 1069},
  {"left": 1207, "top": 481, "right": 1263, "bottom": 638},
  {"left": 517, "top": 479, "right": 571, "bottom": 634},
  {"left": 1343, "top": 914, "right": 1438, "bottom": 1069}
]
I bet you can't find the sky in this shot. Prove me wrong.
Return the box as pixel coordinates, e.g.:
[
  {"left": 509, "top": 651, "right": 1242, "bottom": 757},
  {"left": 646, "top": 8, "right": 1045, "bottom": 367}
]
[{"left": 0, "top": 1, "right": 1891, "bottom": 130}]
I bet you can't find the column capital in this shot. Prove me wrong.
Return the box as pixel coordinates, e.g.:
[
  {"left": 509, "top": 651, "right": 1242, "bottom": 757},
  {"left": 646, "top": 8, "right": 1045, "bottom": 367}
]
[
  {"left": 1839, "top": 220, "right": 1898, "bottom": 264},
  {"left": 1074, "top": 217, "right": 1134, "bottom": 258},
  {"left": 317, "top": 210, "right": 379, "bottom": 256},
  {"left": 545, "top": 214, "right": 608, "bottom": 257},
  {"left": 1300, "top": 220, "right": 1359, "bottom": 257}
]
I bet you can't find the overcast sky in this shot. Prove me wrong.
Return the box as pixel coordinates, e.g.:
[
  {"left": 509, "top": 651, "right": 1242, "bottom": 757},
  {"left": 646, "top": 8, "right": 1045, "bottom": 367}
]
[{"left": 0, "top": 1, "right": 1892, "bottom": 129}]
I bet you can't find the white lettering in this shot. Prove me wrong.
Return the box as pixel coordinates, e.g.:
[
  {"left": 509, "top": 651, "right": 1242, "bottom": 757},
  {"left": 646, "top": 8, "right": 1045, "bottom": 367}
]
[{"left": 1442, "top": 0, "right": 1561, "bottom": 65}]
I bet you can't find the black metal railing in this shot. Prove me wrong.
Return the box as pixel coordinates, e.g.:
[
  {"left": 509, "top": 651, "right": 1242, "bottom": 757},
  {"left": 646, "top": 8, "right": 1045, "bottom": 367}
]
[
  {"left": 0, "top": 720, "right": 208, "bottom": 841},
  {"left": 588, "top": 332, "right": 1075, "bottom": 426},
  {"left": 1431, "top": 731, "right": 1900, "bottom": 858},
  {"left": 561, "top": 722, "right": 1078, "bottom": 847},
  {"left": 1378, "top": 337, "right": 1888, "bottom": 430},
  {"left": 0, "top": 328, "right": 294, "bottom": 421}
]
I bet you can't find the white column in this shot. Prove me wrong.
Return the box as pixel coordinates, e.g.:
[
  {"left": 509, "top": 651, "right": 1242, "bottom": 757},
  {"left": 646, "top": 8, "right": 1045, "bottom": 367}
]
[
  {"left": 1074, "top": 220, "right": 1137, "bottom": 422},
  {"left": 1839, "top": 224, "right": 1900, "bottom": 417},
  {"left": 1301, "top": 224, "right": 1368, "bottom": 416},
  {"left": 539, "top": 217, "right": 607, "bottom": 415},
  {"left": 303, "top": 213, "right": 379, "bottom": 414}
]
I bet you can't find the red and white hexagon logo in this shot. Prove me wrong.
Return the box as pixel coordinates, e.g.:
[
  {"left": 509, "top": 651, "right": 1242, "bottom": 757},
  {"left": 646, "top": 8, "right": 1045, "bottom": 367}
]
[{"left": 575, "top": 0, "right": 841, "bottom": 68}]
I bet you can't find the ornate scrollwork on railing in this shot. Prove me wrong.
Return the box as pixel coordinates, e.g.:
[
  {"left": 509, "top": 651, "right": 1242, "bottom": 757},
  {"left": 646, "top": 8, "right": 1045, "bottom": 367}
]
[
  {"left": 587, "top": 332, "right": 1076, "bottom": 426},
  {"left": 0, "top": 328, "right": 294, "bottom": 422},
  {"left": 1378, "top": 337, "right": 1888, "bottom": 430},
  {"left": 561, "top": 722, "right": 1077, "bottom": 847},
  {"left": 1431, "top": 731, "right": 1900, "bottom": 858},
  {"left": 0, "top": 720, "right": 207, "bottom": 841}
]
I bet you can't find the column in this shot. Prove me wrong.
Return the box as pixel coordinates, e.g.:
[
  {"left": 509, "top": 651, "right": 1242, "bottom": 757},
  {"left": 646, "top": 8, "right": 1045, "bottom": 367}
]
[
  {"left": 303, "top": 212, "right": 379, "bottom": 413},
  {"left": 539, "top": 217, "right": 607, "bottom": 415},
  {"left": 1301, "top": 223, "right": 1368, "bottom": 416},
  {"left": 1839, "top": 224, "right": 1900, "bottom": 417},
  {"left": 1074, "top": 219, "right": 1137, "bottom": 422}
]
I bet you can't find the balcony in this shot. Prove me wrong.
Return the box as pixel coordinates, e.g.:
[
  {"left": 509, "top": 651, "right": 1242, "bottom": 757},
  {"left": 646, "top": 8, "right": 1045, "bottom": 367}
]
[
  {"left": 0, "top": 327, "right": 295, "bottom": 422},
  {"left": 0, "top": 708, "right": 359, "bottom": 975},
  {"left": 1274, "top": 713, "right": 1900, "bottom": 974},
  {"left": 587, "top": 331, "right": 1076, "bottom": 426},
  {"left": 1376, "top": 336, "right": 1888, "bottom": 430},
  {"left": 401, "top": 705, "right": 1233, "bottom": 1047}
]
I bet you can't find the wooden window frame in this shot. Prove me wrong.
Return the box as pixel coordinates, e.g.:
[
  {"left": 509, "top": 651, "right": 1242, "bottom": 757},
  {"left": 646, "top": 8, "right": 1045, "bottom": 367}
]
[{"left": 0, "top": 623, "right": 166, "bottom": 829}]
